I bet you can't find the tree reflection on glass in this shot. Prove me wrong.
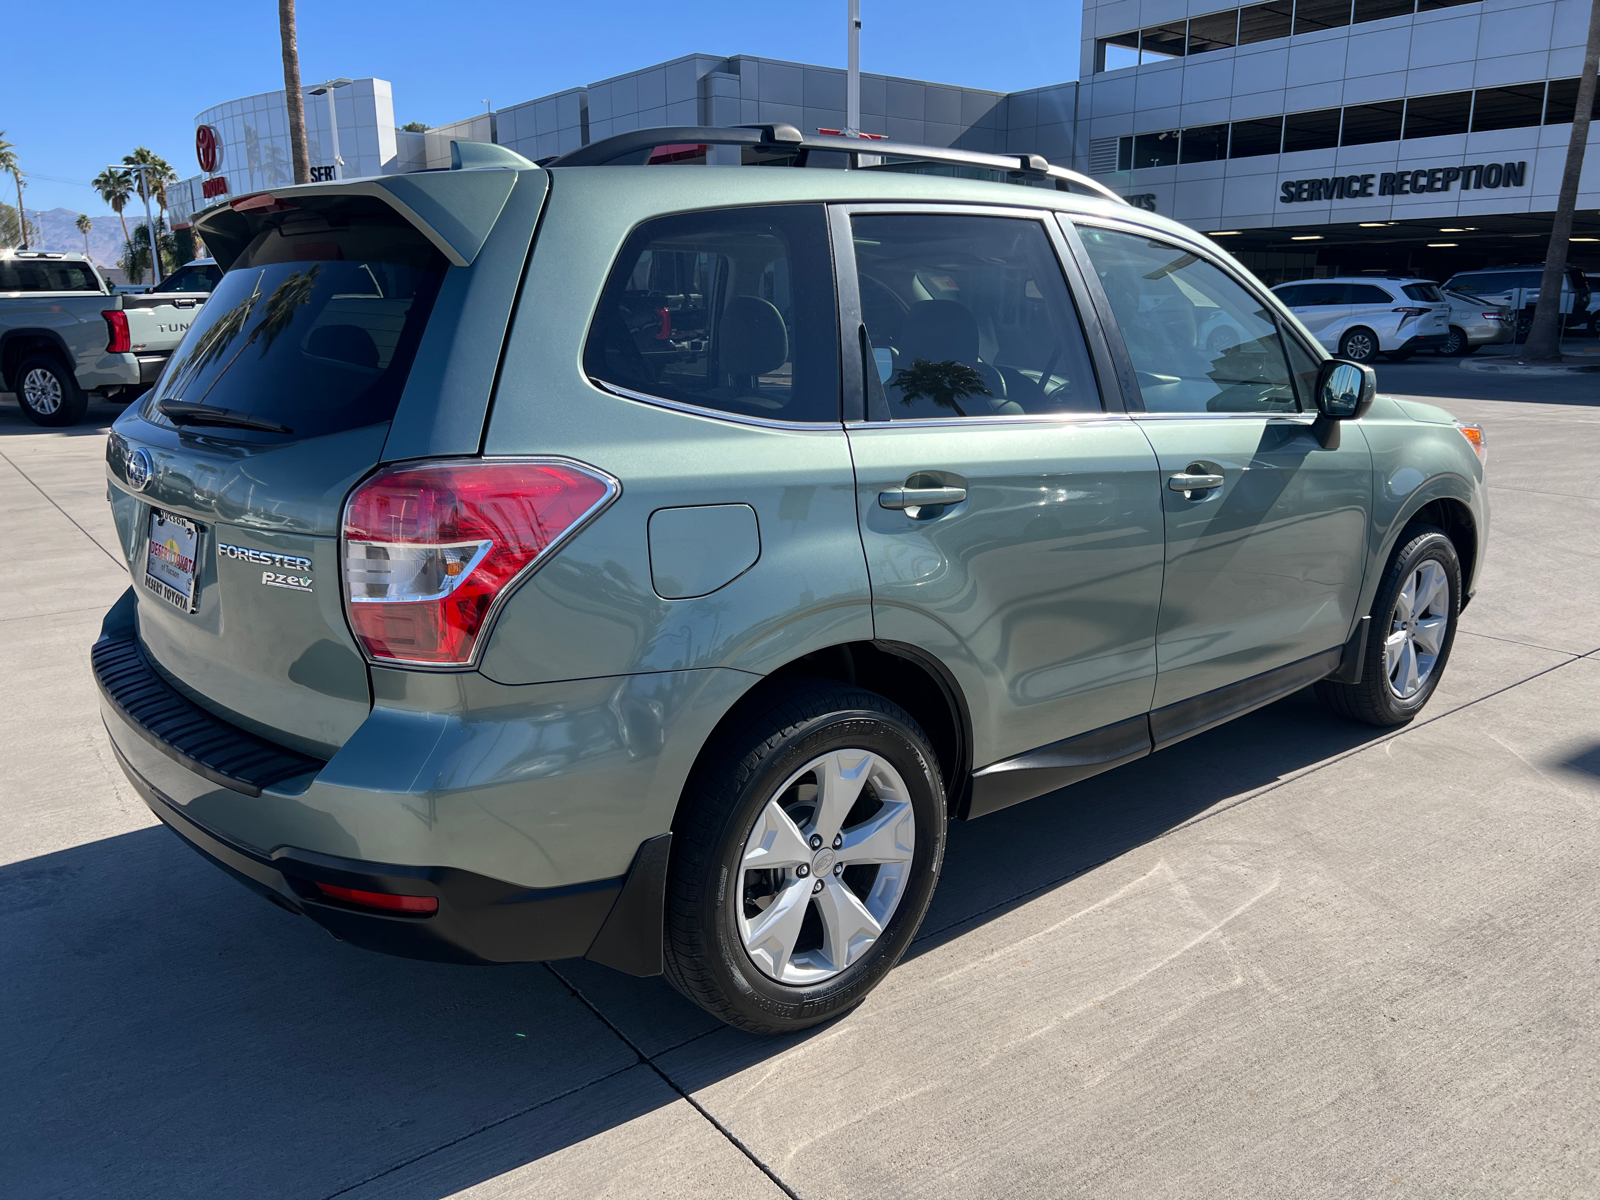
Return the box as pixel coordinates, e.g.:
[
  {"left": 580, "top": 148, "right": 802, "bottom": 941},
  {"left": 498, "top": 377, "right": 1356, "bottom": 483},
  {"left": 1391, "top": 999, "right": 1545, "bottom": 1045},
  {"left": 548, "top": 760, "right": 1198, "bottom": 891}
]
[{"left": 890, "top": 358, "right": 993, "bottom": 418}]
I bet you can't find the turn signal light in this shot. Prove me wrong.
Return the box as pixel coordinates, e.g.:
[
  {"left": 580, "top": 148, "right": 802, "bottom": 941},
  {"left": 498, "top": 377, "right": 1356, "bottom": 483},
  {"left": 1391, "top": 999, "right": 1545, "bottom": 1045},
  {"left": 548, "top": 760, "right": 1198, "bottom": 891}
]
[
  {"left": 341, "top": 458, "right": 618, "bottom": 666},
  {"left": 314, "top": 883, "right": 439, "bottom": 915},
  {"left": 1455, "top": 421, "right": 1486, "bottom": 463},
  {"left": 103, "top": 310, "right": 131, "bottom": 353}
]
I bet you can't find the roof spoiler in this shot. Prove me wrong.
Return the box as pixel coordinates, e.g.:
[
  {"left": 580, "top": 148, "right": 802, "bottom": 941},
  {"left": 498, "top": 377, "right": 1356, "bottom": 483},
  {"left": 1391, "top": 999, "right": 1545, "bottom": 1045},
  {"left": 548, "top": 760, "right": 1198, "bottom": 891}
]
[
  {"left": 546, "top": 124, "right": 1126, "bottom": 205},
  {"left": 192, "top": 141, "right": 535, "bottom": 269}
]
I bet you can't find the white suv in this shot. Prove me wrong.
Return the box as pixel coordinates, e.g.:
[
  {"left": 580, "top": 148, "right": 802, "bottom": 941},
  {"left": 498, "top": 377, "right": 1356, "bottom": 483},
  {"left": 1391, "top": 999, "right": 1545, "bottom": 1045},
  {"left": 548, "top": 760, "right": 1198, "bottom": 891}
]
[{"left": 1271, "top": 276, "right": 1451, "bottom": 363}]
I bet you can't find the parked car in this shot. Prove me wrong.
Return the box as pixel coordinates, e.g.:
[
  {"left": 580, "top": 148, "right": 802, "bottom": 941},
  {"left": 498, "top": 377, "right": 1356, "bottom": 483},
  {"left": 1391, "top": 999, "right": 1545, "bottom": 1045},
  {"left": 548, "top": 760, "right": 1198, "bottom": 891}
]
[
  {"left": 96, "top": 129, "right": 1488, "bottom": 1035},
  {"left": 1436, "top": 290, "right": 1513, "bottom": 356},
  {"left": 0, "top": 250, "right": 199, "bottom": 425},
  {"left": 148, "top": 258, "right": 222, "bottom": 295},
  {"left": 1441, "top": 265, "right": 1592, "bottom": 339},
  {"left": 1270, "top": 276, "right": 1451, "bottom": 363}
]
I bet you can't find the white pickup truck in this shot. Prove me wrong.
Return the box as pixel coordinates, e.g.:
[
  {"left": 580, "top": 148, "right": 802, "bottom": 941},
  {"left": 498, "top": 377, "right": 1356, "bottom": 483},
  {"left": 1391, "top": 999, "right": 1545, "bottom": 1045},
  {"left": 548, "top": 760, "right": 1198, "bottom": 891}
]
[{"left": 0, "top": 251, "right": 212, "bottom": 426}]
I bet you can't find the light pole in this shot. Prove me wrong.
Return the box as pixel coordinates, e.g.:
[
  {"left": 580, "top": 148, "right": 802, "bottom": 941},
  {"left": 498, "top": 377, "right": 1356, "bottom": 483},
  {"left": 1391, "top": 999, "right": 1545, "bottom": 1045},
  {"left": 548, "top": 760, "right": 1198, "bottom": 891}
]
[
  {"left": 309, "top": 78, "right": 354, "bottom": 180},
  {"left": 846, "top": 0, "right": 861, "bottom": 137},
  {"left": 109, "top": 162, "right": 162, "bottom": 286}
]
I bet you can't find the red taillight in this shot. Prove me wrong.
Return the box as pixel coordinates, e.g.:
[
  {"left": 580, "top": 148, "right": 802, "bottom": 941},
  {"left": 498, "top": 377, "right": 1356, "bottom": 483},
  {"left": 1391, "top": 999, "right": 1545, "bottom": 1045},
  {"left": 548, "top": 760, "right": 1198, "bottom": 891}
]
[
  {"left": 1392, "top": 306, "right": 1431, "bottom": 318},
  {"left": 103, "top": 310, "right": 130, "bottom": 353},
  {"left": 314, "top": 882, "right": 439, "bottom": 914},
  {"left": 341, "top": 458, "right": 617, "bottom": 666}
]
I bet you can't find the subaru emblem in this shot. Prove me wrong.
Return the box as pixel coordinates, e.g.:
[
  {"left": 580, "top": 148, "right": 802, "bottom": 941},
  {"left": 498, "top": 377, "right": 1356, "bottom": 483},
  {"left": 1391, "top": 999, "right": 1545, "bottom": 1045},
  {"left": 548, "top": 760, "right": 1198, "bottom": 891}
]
[{"left": 126, "top": 447, "right": 153, "bottom": 492}]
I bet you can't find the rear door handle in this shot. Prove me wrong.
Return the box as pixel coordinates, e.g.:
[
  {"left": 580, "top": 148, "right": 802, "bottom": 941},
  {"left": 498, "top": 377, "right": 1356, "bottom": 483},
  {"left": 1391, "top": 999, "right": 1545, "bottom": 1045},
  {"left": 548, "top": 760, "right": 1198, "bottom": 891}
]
[
  {"left": 879, "top": 486, "right": 967, "bottom": 510},
  {"left": 1167, "top": 472, "right": 1224, "bottom": 492}
]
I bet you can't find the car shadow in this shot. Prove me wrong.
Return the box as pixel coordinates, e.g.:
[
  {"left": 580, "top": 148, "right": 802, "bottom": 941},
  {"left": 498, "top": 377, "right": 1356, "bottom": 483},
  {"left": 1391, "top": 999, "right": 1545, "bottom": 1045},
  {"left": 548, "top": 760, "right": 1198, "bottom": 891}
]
[
  {"left": 3, "top": 684, "right": 1394, "bottom": 1198},
  {"left": 0, "top": 394, "right": 126, "bottom": 435}
]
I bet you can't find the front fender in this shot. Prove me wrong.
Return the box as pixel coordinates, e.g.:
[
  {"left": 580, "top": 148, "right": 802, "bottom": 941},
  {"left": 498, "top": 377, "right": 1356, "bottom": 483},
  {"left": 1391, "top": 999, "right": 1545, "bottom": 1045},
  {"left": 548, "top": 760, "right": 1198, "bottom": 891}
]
[{"left": 1353, "top": 396, "right": 1488, "bottom": 620}]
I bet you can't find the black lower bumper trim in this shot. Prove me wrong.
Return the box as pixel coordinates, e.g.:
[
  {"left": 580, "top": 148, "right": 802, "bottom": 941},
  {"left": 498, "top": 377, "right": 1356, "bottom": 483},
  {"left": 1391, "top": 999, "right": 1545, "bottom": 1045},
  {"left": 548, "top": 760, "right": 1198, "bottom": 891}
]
[{"left": 115, "top": 735, "right": 628, "bottom": 966}]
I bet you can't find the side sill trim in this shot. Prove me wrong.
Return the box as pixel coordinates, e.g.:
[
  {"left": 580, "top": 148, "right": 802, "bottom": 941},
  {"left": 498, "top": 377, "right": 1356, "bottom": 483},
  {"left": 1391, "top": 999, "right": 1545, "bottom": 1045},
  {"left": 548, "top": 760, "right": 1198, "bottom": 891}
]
[
  {"left": 1149, "top": 646, "right": 1343, "bottom": 752},
  {"left": 967, "top": 713, "right": 1152, "bottom": 819}
]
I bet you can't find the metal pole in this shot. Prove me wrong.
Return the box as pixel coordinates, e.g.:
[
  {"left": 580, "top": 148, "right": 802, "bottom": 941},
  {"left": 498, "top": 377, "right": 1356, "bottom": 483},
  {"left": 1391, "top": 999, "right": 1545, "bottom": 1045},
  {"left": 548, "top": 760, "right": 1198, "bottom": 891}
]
[
  {"left": 327, "top": 85, "right": 344, "bottom": 180},
  {"left": 847, "top": 0, "right": 861, "bottom": 137},
  {"left": 140, "top": 166, "right": 160, "bottom": 286}
]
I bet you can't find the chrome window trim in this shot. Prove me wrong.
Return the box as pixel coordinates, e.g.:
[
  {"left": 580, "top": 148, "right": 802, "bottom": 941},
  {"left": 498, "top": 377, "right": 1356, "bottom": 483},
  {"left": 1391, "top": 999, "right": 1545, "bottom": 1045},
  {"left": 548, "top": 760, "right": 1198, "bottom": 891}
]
[
  {"left": 1129, "top": 411, "right": 1316, "bottom": 422},
  {"left": 845, "top": 412, "right": 1130, "bottom": 431},
  {"left": 594, "top": 380, "right": 845, "bottom": 433}
]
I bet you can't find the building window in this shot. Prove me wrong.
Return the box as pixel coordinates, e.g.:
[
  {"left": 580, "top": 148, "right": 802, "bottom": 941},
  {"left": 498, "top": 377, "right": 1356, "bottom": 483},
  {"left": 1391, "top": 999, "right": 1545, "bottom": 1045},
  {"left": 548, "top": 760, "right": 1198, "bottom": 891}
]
[
  {"left": 1471, "top": 84, "right": 1547, "bottom": 131},
  {"left": 1188, "top": 10, "right": 1240, "bottom": 52},
  {"left": 1403, "top": 91, "right": 1472, "bottom": 138},
  {"left": 1095, "top": 31, "right": 1141, "bottom": 72},
  {"left": 1544, "top": 78, "right": 1600, "bottom": 124},
  {"left": 1180, "top": 124, "right": 1231, "bottom": 162},
  {"left": 1124, "top": 131, "right": 1181, "bottom": 168},
  {"left": 1238, "top": 1, "right": 1294, "bottom": 45},
  {"left": 1416, "top": 0, "right": 1477, "bottom": 9},
  {"left": 1293, "top": 0, "right": 1354, "bottom": 35},
  {"left": 1229, "top": 116, "right": 1284, "bottom": 158},
  {"left": 1140, "top": 22, "right": 1190, "bottom": 60},
  {"left": 1352, "top": 0, "right": 1416, "bottom": 19},
  {"left": 1340, "top": 101, "right": 1405, "bottom": 145},
  {"left": 1282, "top": 108, "right": 1342, "bottom": 152}
]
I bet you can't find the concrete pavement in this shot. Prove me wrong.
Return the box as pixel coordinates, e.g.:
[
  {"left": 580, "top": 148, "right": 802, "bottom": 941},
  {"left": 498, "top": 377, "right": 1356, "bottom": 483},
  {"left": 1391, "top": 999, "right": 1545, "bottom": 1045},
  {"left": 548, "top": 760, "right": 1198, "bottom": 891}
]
[{"left": 2, "top": 386, "right": 1596, "bottom": 1199}]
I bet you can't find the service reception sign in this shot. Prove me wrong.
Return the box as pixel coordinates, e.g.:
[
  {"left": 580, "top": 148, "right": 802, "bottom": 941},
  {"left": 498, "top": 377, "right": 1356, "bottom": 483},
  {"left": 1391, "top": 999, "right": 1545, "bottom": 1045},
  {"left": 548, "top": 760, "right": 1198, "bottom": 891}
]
[{"left": 1280, "top": 160, "right": 1527, "bottom": 203}]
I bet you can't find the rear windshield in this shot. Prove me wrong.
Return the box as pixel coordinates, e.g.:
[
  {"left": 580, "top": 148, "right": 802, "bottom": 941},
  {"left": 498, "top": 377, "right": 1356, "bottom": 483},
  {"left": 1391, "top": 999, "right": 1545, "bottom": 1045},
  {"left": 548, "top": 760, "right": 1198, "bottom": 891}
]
[
  {"left": 146, "top": 202, "right": 447, "bottom": 440},
  {"left": 1402, "top": 283, "right": 1443, "bottom": 302},
  {"left": 0, "top": 260, "right": 103, "bottom": 292}
]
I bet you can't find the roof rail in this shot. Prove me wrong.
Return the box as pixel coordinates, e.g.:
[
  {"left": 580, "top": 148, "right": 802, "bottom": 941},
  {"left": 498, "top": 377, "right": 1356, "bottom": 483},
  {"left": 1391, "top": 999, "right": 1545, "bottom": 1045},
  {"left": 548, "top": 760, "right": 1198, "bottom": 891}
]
[{"left": 545, "top": 124, "right": 1127, "bottom": 206}]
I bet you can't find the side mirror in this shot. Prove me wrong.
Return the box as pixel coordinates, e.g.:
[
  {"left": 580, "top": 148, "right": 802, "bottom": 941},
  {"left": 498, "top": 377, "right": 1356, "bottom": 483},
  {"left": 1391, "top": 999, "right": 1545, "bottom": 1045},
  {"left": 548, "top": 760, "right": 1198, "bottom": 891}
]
[{"left": 1316, "top": 359, "right": 1376, "bottom": 420}]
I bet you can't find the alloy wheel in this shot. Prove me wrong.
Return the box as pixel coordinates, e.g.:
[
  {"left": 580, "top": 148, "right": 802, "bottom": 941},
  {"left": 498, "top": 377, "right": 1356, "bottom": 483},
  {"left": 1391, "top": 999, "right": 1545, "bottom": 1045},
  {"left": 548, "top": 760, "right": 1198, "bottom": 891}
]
[
  {"left": 22, "top": 368, "right": 63, "bottom": 415},
  {"left": 1342, "top": 331, "right": 1375, "bottom": 362},
  {"left": 1385, "top": 560, "right": 1450, "bottom": 699},
  {"left": 1442, "top": 328, "right": 1466, "bottom": 356},
  {"left": 737, "top": 748, "right": 916, "bottom": 985}
]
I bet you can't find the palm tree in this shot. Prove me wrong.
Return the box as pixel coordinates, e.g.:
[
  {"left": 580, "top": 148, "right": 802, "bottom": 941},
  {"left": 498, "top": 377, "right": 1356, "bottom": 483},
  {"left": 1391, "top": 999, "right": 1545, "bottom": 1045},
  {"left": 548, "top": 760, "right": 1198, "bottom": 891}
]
[
  {"left": 1523, "top": 0, "right": 1600, "bottom": 362},
  {"left": 76, "top": 213, "right": 92, "bottom": 256},
  {"left": 0, "top": 132, "right": 27, "bottom": 249},
  {"left": 92, "top": 168, "right": 134, "bottom": 253},
  {"left": 123, "top": 148, "right": 178, "bottom": 279},
  {"left": 279, "top": 0, "right": 311, "bottom": 184}
]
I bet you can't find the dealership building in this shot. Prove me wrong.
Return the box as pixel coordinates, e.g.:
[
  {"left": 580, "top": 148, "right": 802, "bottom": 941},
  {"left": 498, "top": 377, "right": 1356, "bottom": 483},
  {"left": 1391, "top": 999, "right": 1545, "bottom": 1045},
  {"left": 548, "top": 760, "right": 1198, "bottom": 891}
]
[{"left": 169, "top": 0, "right": 1599, "bottom": 283}]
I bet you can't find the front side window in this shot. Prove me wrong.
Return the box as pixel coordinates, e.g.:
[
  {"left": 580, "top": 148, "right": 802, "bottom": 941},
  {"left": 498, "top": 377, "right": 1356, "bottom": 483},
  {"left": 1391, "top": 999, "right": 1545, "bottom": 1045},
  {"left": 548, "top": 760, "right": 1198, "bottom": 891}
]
[
  {"left": 584, "top": 204, "right": 839, "bottom": 423},
  {"left": 1076, "top": 225, "right": 1299, "bottom": 414},
  {"left": 852, "top": 213, "right": 1101, "bottom": 420}
]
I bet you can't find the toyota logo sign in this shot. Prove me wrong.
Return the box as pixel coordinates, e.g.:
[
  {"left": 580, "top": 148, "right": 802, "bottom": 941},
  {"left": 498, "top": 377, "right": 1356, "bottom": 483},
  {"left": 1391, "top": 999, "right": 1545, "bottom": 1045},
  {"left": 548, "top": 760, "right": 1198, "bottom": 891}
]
[{"left": 196, "top": 125, "right": 221, "bottom": 173}]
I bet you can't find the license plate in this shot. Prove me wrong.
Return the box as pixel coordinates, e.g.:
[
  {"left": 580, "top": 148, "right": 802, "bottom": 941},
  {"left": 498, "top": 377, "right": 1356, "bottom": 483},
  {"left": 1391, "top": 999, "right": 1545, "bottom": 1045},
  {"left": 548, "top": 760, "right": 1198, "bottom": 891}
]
[{"left": 143, "top": 509, "right": 203, "bottom": 613}]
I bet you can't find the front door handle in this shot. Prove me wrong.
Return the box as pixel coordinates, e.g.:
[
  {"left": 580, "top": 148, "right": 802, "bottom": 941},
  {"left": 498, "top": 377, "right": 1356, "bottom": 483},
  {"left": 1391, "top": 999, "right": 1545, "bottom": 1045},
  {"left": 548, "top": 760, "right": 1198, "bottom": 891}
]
[
  {"left": 879, "top": 485, "right": 967, "bottom": 510},
  {"left": 1167, "top": 472, "right": 1224, "bottom": 492}
]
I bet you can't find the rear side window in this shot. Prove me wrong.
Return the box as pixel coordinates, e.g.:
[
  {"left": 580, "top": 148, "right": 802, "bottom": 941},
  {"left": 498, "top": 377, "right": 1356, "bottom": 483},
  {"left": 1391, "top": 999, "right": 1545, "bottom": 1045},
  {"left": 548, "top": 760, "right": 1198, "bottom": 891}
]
[
  {"left": 151, "top": 264, "right": 222, "bottom": 293},
  {"left": 147, "top": 200, "right": 448, "bottom": 440},
  {"left": 1348, "top": 285, "right": 1395, "bottom": 304},
  {"left": 584, "top": 204, "right": 840, "bottom": 423},
  {"left": 1446, "top": 274, "right": 1490, "bottom": 293},
  {"left": 0, "top": 260, "right": 102, "bottom": 292}
]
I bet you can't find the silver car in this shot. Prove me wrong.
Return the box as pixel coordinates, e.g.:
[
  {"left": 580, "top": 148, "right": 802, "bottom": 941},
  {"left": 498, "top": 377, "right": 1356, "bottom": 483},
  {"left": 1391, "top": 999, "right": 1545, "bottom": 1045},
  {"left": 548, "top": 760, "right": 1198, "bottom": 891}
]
[{"left": 1436, "top": 290, "right": 1512, "bottom": 356}]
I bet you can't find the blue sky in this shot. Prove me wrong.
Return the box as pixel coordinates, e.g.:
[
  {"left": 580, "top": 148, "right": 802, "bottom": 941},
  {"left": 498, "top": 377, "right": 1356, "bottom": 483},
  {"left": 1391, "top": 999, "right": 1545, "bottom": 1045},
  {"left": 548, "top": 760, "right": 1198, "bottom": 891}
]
[{"left": 6, "top": 0, "right": 1082, "bottom": 218}]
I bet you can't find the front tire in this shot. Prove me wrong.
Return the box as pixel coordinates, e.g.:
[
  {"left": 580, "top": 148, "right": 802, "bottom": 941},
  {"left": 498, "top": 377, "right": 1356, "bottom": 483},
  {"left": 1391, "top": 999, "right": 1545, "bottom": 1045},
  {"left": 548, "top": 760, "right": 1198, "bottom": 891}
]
[
  {"left": 16, "top": 355, "right": 88, "bottom": 427},
  {"left": 663, "top": 679, "right": 947, "bottom": 1034},
  {"left": 1338, "top": 327, "right": 1379, "bottom": 363},
  {"left": 1316, "top": 526, "right": 1461, "bottom": 727}
]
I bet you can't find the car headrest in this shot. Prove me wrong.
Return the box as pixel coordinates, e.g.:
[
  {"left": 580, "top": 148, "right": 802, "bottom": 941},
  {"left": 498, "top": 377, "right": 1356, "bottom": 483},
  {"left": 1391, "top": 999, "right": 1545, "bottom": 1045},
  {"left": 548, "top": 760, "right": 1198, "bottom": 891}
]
[
  {"left": 900, "top": 299, "right": 980, "bottom": 365},
  {"left": 719, "top": 296, "right": 788, "bottom": 377}
]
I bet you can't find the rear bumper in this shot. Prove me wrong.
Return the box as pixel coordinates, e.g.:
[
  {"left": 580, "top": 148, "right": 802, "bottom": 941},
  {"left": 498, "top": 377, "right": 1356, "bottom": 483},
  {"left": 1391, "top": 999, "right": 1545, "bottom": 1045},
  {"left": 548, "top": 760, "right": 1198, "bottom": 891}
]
[
  {"left": 1397, "top": 333, "right": 1449, "bottom": 351},
  {"left": 1465, "top": 323, "right": 1513, "bottom": 346},
  {"left": 90, "top": 590, "right": 740, "bottom": 974}
]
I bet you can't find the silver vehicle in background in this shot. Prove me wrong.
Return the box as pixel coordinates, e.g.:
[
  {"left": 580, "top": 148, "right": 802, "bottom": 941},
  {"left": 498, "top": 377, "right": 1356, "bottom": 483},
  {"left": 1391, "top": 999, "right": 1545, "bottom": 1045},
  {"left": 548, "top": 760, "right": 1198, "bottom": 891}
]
[{"left": 1435, "top": 290, "right": 1513, "bottom": 356}]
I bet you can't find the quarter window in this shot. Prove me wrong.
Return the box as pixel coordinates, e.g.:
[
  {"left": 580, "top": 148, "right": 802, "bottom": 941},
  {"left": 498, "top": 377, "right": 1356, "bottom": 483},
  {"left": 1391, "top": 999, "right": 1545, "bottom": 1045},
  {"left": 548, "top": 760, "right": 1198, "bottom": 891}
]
[
  {"left": 852, "top": 213, "right": 1101, "bottom": 420},
  {"left": 583, "top": 205, "right": 840, "bottom": 423},
  {"left": 1077, "top": 225, "right": 1298, "bottom": 415}
]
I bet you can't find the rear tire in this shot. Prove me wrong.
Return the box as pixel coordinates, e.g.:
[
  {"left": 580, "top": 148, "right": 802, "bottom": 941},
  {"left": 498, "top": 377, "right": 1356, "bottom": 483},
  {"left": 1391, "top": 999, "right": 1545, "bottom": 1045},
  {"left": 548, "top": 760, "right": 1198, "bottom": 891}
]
[
  {"left": 1438, "top": 327, "right": 1469, "bottom": 357},
  {"left": 16, "top": 355, "right": 88, "bottom": 427},
  {"left": 1338, "top": 327, "right": 1379, "bottom": 363},
  {"left": 663, "top": 678, "right": 946, "bottom": 1035},
  {"left": 1316, "top": 526, "right": 1461, "bottom": 727}
]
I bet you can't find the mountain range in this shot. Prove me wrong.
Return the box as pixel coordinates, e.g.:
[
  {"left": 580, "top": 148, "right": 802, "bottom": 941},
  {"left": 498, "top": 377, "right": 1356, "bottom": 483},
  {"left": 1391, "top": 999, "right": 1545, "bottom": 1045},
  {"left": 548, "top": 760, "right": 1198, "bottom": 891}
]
[{"left": 18, "top": 206, "right": 138, "bottom": 268}]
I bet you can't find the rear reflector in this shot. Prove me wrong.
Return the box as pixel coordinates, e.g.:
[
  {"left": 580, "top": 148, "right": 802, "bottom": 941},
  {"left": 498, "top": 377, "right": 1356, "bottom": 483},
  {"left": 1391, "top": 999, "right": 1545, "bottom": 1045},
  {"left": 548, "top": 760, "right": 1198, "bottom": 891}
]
[
  {"left": 103, "top": 310, "right": 130, "bottom": 354},
  {"left": 341, "top": 458, "right": 618, "bottom": 666},
  {"left": 314, "top": 883, "right": 439, "bottom": 914}
]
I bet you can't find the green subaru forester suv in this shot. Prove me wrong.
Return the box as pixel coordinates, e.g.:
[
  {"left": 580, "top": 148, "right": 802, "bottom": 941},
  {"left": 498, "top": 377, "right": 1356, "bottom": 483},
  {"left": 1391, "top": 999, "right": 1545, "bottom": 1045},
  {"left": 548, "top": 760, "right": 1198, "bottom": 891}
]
[{"left": 97, "top": 128, "right": 1487, "bottom": 1034}]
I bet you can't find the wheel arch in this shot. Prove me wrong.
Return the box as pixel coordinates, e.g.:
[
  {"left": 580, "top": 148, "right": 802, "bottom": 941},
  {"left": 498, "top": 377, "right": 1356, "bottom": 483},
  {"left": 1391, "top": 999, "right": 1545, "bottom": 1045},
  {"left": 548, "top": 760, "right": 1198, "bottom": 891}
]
[
  {"left": 1401, "top": 496, "right": 1479, "bottom": 606},
  {"left": 0, "top": 329, "right": 77, "bottom": 392},
  {"left": 669, "top": 640, "right": 975, "bottom": 833}
]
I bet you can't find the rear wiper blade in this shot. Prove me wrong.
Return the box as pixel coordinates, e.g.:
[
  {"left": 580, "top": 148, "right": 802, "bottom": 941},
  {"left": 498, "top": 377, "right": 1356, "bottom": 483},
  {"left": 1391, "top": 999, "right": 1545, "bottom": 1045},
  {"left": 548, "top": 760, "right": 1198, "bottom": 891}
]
[{"left": 157, "top": 401, "right": 293, "bottom": 435}]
